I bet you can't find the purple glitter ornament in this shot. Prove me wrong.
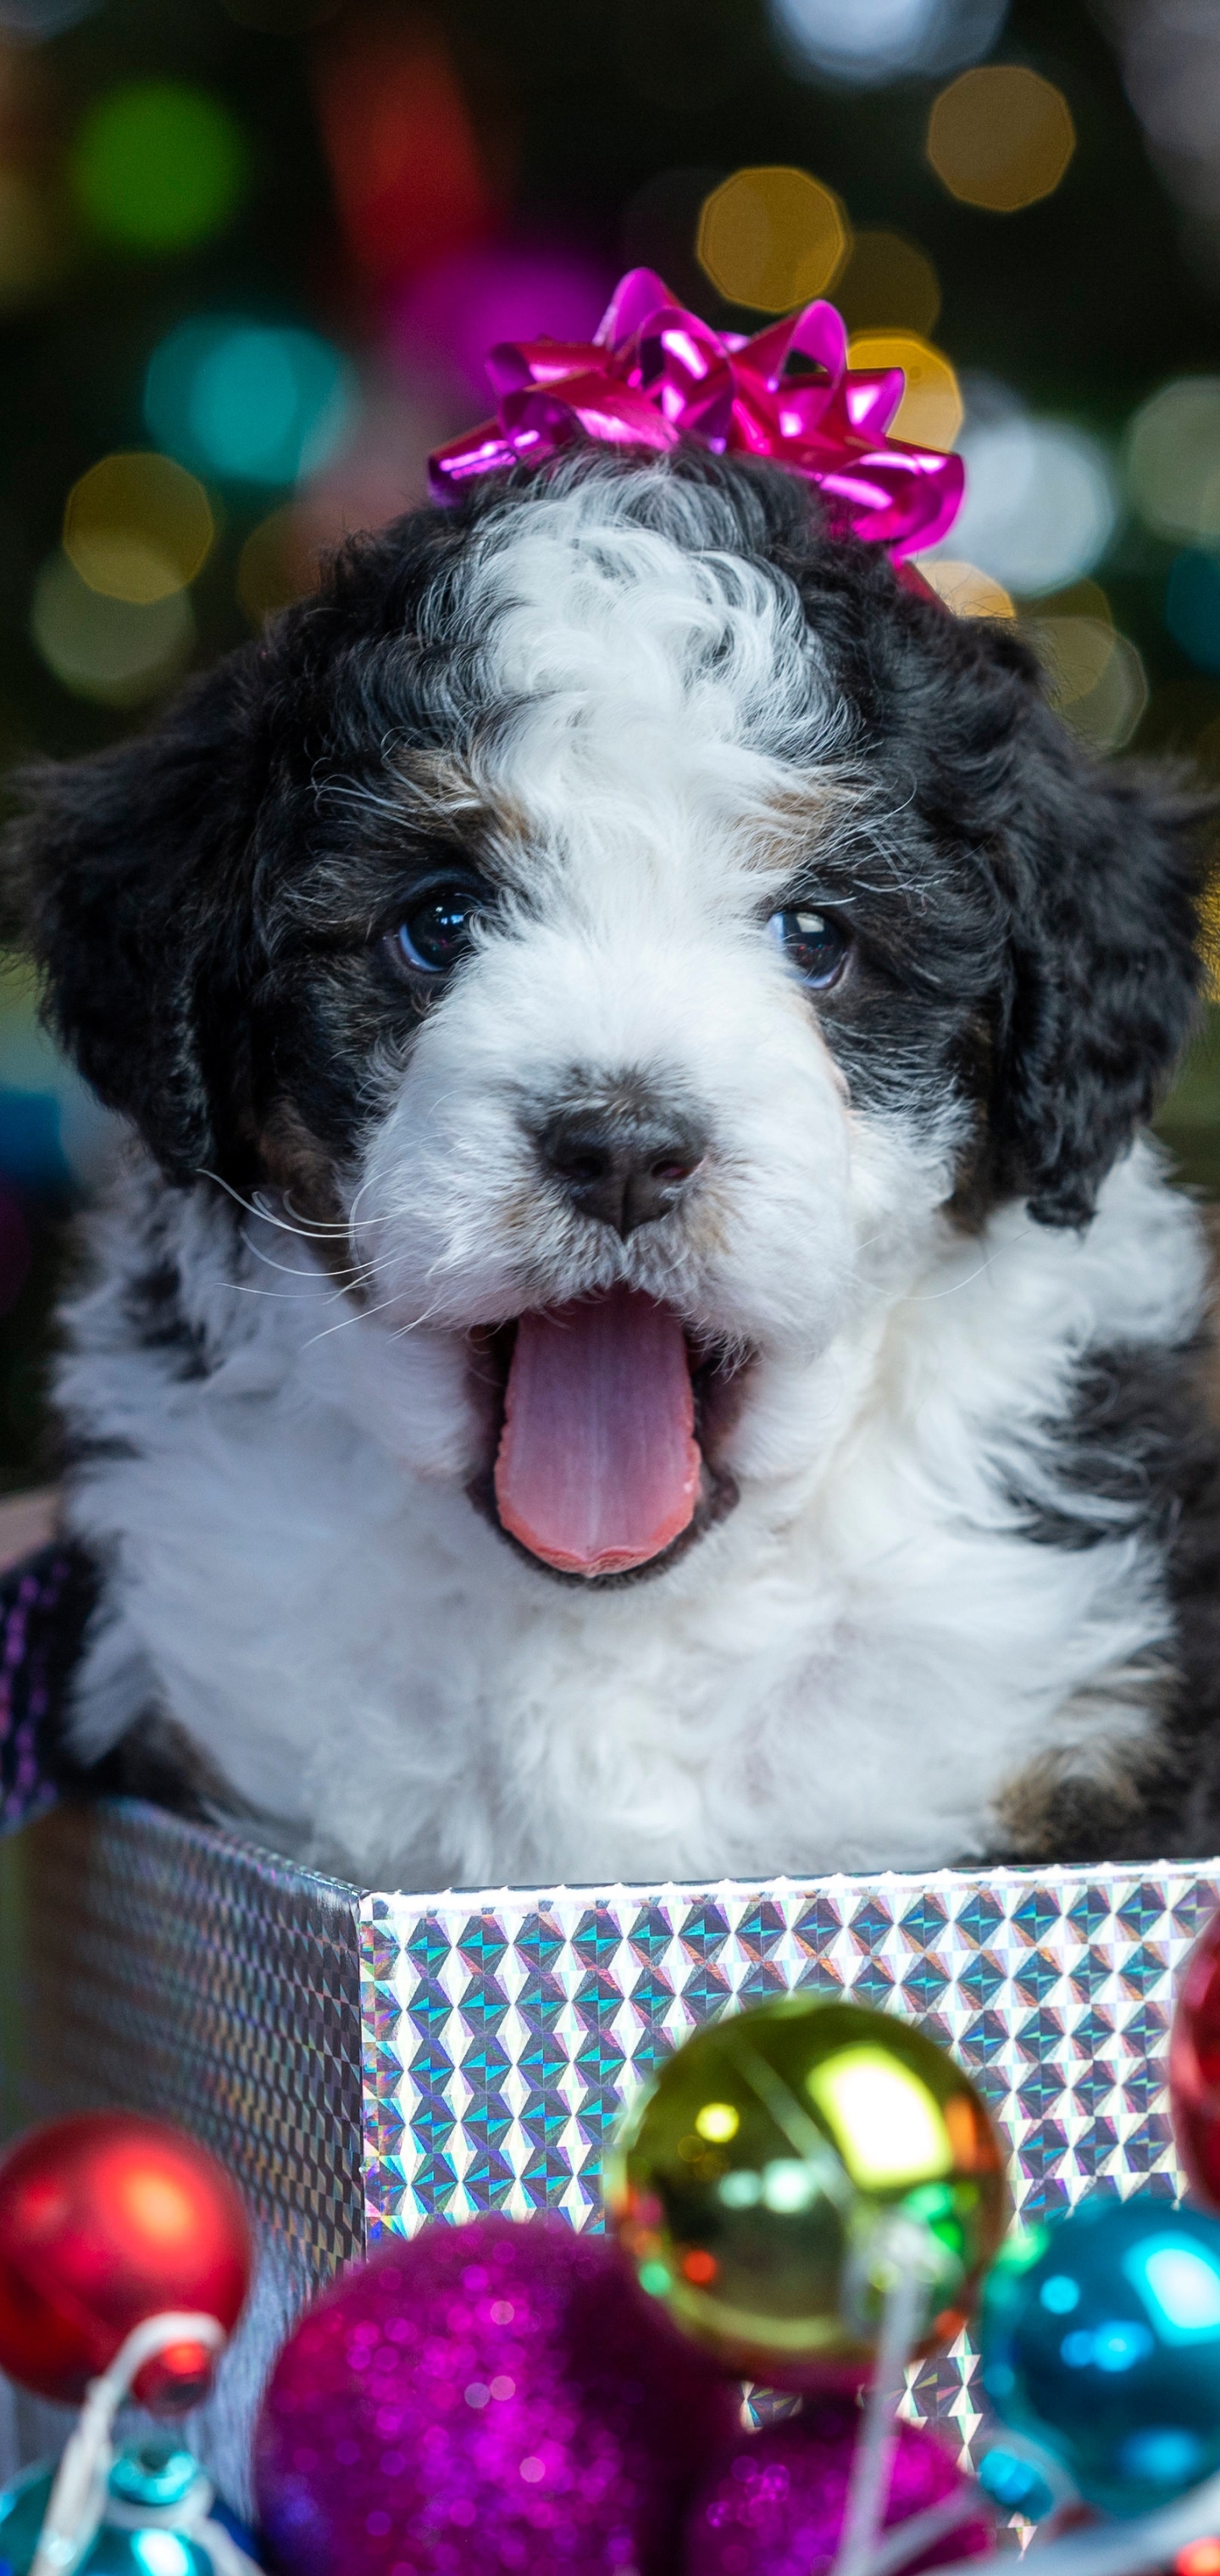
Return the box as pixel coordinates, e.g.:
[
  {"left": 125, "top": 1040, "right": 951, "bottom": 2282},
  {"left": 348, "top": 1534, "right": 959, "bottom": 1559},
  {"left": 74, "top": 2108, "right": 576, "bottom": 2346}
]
[
  {"left": 685, "top": 2402, "right": 994, "bottom": 2576},
  {"left": 254, "top": 2214, "right": 737, "bottom": 2576}
]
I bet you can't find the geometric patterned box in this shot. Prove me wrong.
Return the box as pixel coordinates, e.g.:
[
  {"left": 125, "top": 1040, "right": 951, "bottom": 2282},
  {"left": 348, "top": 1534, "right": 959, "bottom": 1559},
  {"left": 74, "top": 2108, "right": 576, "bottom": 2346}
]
[{"left": 0, "top": 1794, "right": 1213, "bottom": 2485}]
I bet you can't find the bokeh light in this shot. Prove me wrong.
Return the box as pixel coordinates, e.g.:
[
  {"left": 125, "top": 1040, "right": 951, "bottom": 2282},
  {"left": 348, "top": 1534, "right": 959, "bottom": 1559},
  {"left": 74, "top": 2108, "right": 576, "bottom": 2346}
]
[
  {"left": 71, "top": 81, "right": 248, "bottom": 254},
  {"left": 64, "top": 453, "right": 214, "bottom": 605},
  {"left": 928, "top": 66, "right": 1075, "bottom": 212},
  {"left": 237, "top": 508, "right": 319, "bottom": 627},
  {"left": 1166, "top": 552, "right": 1220, "bottom": 675},
  {"left": 313, "top": 20, "right": 491, "bottom": 283},
  {"left": 768, "top": 0, "right": 1007, "bottom": 90},
  {"left": 223, "top": 0, "right": 336, "bottom": 25},
  {"left": 0, "top": 0, "right": 102, "bottom": 31},
  {"left": 847, "top": 331, "right": 962, "bottom": 449},
  {"left": 145, "top": 319, "right": 358, "bottom": 486},
  {"left": 0, "top": 170, "right": 68, "bottom": 308},
  {"left": 0, "top": 952, "right": 116, "bottom": 1190},
  {"left": 1127, "top": 378, "right": 1220, "bottom": 546},
  {"left": 697, "top": 166, "right": 848, "bottom": 313},
  {"left": 30, "top": 551, "right": 195, "bottom": 707},
  {"left": 835, "top": 229, "right": 941, "bottom": 336},
  {"left": 1026, "top": 613, "right": 1148, "bottom": 750},
  {"left": 915, "top": 558, "right": 1014, "bottom": 617},
  {"left": 942, "top": 400, "right": 1118, "bottom": 595},
  {"left": 389, "top": 244, "right": 613, "bottom": 403}
]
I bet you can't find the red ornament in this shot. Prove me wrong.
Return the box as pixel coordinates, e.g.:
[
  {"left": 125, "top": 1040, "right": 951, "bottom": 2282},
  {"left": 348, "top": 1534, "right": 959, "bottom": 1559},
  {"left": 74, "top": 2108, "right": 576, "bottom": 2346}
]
[
  {"left": 0, "top": 2112, "right": 252, "bottom": 2409},
  {"left": 1171, "top": 1908, "right": 1220, "bottom": 2210}
]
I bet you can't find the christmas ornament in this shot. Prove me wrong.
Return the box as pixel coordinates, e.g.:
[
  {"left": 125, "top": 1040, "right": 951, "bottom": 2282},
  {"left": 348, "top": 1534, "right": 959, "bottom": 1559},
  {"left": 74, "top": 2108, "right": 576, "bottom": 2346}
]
[
  {"left": 253, "top": 2212, "right": 737, "bottom": 2576},
  {"left": 1171, "top": 1906, "right": 1220, "bottom": 2212},
  {"left": 428, "top": 266, "right": 965, "bottom": 559},
  {"left": 0, "top": 2114, "right": 254, "bottom": 2576},
  {"left": 0, "top": 2435, "right": 259, "bottom": 2576},
  {"left": 0, "top": 2112, "right": 252, "bottom": 2407},
  {"left": 980, "top": 2193, "right": 1220, "bottom": 2518},
  {"left": 684, "top": 2399, "right": 992, "bottom": 2576},
  {"left": 973, "top": 2441, "right": 1060, "bottom": 2525},
  {"left": 604, "top": 1995, "right": 1007, "bottom": 2388}
]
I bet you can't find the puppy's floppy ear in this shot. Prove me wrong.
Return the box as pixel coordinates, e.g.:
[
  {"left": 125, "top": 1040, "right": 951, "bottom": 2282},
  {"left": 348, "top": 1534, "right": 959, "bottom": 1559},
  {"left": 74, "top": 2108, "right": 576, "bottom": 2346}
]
[
  {"left": 1, "top": 650, "right": 261, "bottom": 1185},
  {"left": 992, "top": 721, "right": 1212, "bottom": 1228}
]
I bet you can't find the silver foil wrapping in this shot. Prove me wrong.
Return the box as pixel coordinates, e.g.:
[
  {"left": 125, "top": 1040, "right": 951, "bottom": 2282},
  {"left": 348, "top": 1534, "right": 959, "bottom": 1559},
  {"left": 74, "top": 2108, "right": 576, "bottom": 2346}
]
[{"left": 0, "top": 1796, "right": 1214, "bottom": 2474}]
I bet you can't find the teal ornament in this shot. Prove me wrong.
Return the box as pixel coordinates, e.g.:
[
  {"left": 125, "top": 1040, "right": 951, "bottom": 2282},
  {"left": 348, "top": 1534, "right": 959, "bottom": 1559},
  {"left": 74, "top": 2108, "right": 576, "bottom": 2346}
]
[
  {"left": 0, "top": 2437, "right": 259, "bottom": 2576},
  {"left": 980, "top": 2193, "right": 1220, "bottom": 2518}
]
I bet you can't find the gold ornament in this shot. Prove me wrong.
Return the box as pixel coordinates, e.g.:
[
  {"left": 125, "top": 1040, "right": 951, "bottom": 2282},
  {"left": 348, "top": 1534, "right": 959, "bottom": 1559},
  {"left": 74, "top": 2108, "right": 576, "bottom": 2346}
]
[{"left": 605, "top": 1996, "right": 1008, "bottom": 2388}]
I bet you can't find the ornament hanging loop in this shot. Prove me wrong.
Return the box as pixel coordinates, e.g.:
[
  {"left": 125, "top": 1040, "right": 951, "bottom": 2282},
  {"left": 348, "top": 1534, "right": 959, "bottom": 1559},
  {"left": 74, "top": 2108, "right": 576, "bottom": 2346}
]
[
  {"left": 30, "top": 2312, "right": 226, "bottom": 2576},
  {"left": 833, "top": 2218, "right": 930, "bottom": 2576}
]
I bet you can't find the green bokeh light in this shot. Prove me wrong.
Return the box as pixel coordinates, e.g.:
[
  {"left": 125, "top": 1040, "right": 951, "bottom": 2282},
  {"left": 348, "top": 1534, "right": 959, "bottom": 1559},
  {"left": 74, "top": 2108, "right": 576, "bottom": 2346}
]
[{"left": 72, "top": 81, "right": 249, "bottom": 253}]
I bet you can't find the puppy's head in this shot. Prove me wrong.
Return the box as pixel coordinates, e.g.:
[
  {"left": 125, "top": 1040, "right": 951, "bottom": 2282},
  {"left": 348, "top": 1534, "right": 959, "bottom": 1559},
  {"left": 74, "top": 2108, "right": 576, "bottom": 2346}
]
[{"left": 5, "top": 451, "right": 1209, "bottom": 1581}]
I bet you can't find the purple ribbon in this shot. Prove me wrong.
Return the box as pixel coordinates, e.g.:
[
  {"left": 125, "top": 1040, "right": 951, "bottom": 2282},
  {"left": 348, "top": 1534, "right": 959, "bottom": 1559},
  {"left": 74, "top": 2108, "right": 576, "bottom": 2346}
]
[{"left": 428, "top": 266, "right": 964, "bottom": 560}]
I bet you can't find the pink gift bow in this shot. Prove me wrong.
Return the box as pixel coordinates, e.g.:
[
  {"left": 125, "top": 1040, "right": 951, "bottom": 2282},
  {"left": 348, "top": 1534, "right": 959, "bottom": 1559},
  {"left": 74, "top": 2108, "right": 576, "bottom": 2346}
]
[{"left": 427, "top": 265, "right": 965, "bottom": 561}]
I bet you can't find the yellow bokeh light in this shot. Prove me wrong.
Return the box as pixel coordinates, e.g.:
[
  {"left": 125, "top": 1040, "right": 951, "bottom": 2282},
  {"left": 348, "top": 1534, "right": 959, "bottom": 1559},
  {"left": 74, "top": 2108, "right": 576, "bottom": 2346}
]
[
  {"left": 835, "top": 229, "right": 941, "bottom": 338},
  {"left": 914, "top": 558, "right": 1015, "bottom": 619},
  {"left": 236, "top": 505, "right": 322, "bottom": 629},
  {"left": 0, "top": 169, "right": 69, "bottom": 311},
  {"left": 697, "top": 165, "right": 848, "bottom": 314},
  {"left": 64, "top": 452, "right": 214, "bottom": 605},
  {"left": 695, "top": 2101, "right": 740, "bottom": 2144},
  {"left": 1030, "top": 613, "right": 1114, "bottom": 707},
  {"left": 1028, "top": 613, "right": 1148, "bottom": 753},
  {"left": 31, "top": 549, "right": 195, "bottom": 707},
  {"left": 928, "top": 66, "right": 1076, "bottom": 214},
  {"left": 1036, "top": 577, "right": 1112, "bottom": 626},
  {"left": 847, "top": 332, "right": 962, "bottom": 452},
  {"left": 1126, "top": 377, "right": 1220, "bottom": 547}
]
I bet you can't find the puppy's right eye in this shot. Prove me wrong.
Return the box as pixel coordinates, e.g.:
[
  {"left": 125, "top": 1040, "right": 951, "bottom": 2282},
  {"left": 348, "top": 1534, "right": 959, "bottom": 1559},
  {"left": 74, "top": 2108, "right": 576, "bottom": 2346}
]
[{"left": 391, "top": 886, "right": 484, "bottom": 976}]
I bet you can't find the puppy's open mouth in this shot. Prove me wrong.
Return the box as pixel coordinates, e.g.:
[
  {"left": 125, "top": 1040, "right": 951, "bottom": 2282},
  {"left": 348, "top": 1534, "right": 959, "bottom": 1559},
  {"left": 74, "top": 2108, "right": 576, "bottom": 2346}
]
[{"left": 467, "top": 1285, "right": 746, "bottom": 1586}]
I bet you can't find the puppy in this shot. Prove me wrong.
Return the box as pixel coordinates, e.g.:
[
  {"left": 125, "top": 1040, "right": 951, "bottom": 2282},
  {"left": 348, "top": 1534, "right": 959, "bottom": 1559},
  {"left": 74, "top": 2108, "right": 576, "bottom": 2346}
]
[{"left": 6, "top": 449, "right": 1219, "bottom": 1892}]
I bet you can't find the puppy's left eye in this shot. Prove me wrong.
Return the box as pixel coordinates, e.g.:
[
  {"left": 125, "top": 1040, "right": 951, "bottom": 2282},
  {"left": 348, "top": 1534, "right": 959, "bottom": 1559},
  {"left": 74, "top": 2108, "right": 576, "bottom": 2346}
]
[
  {"left": 392, "top": 885, "right": 485, "bottom": 975},
  {"left": 768, "top": 908, "right": 850, "bottom": 990}
]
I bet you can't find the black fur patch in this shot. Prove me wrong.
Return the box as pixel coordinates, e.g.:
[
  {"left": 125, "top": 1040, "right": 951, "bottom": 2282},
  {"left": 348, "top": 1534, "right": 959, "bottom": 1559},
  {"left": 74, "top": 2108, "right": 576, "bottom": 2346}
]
[
  {"left": 1006, "top": 1335, "right": 1220, "bottom": 1857},
  {"left": 123, "top": 1259, "right": 211, "bottom": 1381}
]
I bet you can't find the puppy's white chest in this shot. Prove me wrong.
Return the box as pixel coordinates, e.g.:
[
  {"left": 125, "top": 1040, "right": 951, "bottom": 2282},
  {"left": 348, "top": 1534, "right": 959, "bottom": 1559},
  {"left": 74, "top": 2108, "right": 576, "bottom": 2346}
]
[
  {"left": 65, "top": 1379, "right": 1161, "bottom": 1892},
  {"left": 61, "top": 1145, "right": 1201, "bottom": 1892}
]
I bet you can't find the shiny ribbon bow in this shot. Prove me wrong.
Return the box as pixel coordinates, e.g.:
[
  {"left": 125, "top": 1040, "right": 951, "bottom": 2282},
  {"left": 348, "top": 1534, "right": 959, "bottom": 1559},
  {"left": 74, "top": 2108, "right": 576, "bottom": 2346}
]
[{"left": 427, "top": 266, "right": 964, "bottom": 559}]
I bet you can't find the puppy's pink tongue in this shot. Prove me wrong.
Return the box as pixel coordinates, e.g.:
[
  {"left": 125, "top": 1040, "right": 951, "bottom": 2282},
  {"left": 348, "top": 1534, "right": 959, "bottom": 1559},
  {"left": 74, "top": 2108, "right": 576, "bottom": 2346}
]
[{"left": 494, "top": 1286, "right": 700, "bottom": 1576}]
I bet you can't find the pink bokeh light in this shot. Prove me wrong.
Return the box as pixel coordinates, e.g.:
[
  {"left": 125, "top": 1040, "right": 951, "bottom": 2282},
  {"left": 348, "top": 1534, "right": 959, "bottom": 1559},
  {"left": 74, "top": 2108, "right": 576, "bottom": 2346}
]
[{"left": 386, "top": 242, "right": 614, "bottom": 406}]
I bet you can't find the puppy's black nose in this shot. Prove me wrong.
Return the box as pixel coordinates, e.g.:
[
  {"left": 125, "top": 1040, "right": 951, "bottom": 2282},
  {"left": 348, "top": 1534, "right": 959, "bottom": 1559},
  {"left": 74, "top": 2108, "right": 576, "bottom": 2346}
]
[{"left": 537, "top": 1100, "right": 707, "bottom": 1238}]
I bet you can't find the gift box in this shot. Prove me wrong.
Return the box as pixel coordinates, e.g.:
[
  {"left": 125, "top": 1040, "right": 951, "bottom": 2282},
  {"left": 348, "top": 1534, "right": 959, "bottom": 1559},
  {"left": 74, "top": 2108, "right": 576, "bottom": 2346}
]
[{"left": 0, "top": 1793, "right": 1214, "bottom": 2499}]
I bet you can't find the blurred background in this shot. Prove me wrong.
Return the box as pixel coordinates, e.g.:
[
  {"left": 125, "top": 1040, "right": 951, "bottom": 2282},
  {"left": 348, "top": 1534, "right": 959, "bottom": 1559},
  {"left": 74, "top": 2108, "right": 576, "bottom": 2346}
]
[{"left": 0, "top": 0, "right": 1218, "bottom": 1491}]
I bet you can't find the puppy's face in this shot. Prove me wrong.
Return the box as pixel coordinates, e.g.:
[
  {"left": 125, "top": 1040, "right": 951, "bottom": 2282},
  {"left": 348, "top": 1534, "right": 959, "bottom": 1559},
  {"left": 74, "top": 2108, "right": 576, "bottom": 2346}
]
[{"left": 11, "top": 455, "right": 1206, "bottom": 1584}]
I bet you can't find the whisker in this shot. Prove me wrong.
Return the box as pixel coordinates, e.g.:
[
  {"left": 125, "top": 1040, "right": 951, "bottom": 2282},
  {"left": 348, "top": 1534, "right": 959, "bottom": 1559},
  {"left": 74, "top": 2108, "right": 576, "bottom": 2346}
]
[
  {"left": 906, "top": 1250, "right": 1003, "bottom": 1304},
  {"left": 240, "top": 1228, "right": 364, "bottom": 1285},
  {"left": 301, "top": 1291, "right": 413, "bottom": 1348},
  {"left": 303, "top": 1288, "right": 450, "bottom": 1351},
  {"left": 199, "top": 1169, "right": 353, "bottom": 1241}
]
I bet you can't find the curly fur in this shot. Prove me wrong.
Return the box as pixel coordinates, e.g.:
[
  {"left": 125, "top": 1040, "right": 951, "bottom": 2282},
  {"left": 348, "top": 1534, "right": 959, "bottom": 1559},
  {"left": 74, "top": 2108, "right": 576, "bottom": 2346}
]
[{"left": 4, "top": 448, "right": 1218, "bottom": 1889}]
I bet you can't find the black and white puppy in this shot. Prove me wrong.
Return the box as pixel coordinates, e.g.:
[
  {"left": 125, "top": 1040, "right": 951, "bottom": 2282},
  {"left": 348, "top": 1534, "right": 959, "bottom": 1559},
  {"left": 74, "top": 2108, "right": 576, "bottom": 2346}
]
[{"left": 6, "top": 448, "right": 1219, "bottom": 1891}]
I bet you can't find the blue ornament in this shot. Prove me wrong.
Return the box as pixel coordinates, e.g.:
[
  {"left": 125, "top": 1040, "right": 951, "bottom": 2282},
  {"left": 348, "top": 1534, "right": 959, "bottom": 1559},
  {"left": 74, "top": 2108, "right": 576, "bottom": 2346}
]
[
  {"left": 0, "top": 2437, "right": 260, "bottom": 2576},
  {"left": 980, "top": 2193, "right": 1220, "bottom": 2518}
]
